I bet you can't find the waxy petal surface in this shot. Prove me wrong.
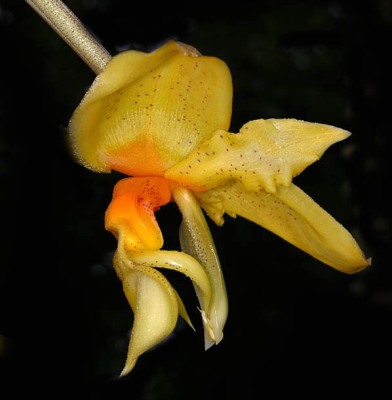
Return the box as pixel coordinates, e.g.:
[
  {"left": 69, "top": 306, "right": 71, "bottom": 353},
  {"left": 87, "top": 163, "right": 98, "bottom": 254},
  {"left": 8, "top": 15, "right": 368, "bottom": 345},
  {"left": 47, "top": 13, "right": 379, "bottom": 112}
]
[
  {"left": 117, "top": 267, "right": 179, "bottom": 377},
  {"left": 131, "top": 250, "right": 212, "bottom": 313},
  {"left": 196, "top": 181, "right": 369, "bottom": 273},
  {"left": 166, "top": 119, "right": 350, "bottom": 193},
  {"left": 68, "top": 41, "right": 232, "bottom": 176},
  {"left": 118, "top": 250, "right": 194, "bottom": 333}
]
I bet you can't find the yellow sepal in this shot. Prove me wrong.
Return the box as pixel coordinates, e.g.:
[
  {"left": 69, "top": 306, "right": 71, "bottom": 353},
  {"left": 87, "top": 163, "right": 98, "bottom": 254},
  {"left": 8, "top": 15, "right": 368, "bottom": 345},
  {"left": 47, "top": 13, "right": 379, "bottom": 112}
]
[
  {"left": 166, "top": 119, "right": 350, "bottom": 193},
  {"left": 68, "top": 40, "right": 232, "bottom": 176},
  {"left": 196, "top": 181, "right": 370, "bottom": 273}
]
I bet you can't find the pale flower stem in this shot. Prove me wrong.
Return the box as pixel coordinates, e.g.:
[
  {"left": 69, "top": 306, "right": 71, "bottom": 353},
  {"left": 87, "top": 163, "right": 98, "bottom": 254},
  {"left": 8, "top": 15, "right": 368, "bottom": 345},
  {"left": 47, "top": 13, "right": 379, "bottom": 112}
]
[{"left": 24, "top": 0, "right": 111, "bottom": 74}]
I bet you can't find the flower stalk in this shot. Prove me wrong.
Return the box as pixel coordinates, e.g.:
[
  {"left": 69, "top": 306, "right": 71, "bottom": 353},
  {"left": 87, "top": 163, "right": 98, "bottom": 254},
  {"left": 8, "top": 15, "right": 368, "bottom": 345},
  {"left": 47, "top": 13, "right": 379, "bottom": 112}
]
[{"left": 24, "top": 0, "right": 111, "bottom": 73}]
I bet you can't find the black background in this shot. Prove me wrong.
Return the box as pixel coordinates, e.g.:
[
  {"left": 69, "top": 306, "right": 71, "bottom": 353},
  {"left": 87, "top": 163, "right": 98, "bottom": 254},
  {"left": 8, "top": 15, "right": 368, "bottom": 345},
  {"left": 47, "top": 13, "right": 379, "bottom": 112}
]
[{"left": 1, "top": 0, "right": 391, "bottom": 398}]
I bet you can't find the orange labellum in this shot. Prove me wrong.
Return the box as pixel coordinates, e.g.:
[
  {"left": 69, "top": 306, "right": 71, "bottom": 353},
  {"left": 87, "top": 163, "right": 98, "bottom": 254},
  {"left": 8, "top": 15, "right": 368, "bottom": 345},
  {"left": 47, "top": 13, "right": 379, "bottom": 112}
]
[{"left": 105, "top": 177, "right": 172, "bottom": 251}]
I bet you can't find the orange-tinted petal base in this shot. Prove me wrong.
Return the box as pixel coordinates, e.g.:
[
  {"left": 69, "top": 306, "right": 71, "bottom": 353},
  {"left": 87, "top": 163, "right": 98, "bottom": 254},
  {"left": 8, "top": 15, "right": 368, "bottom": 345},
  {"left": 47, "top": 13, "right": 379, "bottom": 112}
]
[{"left": 102, "top": 140, "right": 168, "bottom": 177}]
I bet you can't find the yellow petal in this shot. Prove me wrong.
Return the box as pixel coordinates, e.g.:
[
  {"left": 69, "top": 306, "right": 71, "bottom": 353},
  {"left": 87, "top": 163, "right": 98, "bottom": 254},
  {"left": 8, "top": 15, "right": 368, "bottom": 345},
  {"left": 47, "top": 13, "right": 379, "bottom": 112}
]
[
  {"left": 119, "top": 251, "right": 194, "bottom": 331},
  {"left": 119, "top": 268, "right": 179, "bottom": 377},
  {"left": 115, "top": 249, "right": 195, "bottom": 376},
  {"left": 196, "top": 181, "right": 370, "bottom": 273},
  {"left": 172, "top": 186, "right": 228, "bottom": 349},
  {"left": 130, "top": 249, "right": 215, "bottom": 332},
  {"left": 131, "top": 250, "right": 212, "bottom": 313},
  {"left": 68, "top": 40, "right": 232, "bottom": 176},
  {"left": 166, "top": 119, "right": 350, "bottom": 193}
]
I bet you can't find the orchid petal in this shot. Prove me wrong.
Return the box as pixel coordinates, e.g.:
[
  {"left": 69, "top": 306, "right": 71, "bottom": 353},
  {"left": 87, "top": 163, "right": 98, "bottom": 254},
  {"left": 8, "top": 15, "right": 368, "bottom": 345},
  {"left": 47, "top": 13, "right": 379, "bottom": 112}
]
[
  {"left": 131, "top": 250, "right": 212, "bottom": 316},
  {"left": 172, "top": 186, "right": 228, "bottom": 349},
  {"left": 117, "top": 265, "right": 179, "bottom": 377},
  {"left": 118, "top": 249, "right": 194, "bottom": 331},
  {"left": 196, "top": 181, "right": 370, "bottom": 273},
  {"left": 68, "top": 40, "right": 232, "bottom": 176},
  {"left": 166, "top": 119, "right": 350, "bottom": 193}
]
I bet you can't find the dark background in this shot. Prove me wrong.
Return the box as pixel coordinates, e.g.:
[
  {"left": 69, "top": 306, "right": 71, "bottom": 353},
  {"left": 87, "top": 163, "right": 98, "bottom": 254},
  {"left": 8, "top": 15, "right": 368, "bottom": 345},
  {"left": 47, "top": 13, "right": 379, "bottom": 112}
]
[{"left": 1, "top": 0, "right": 391, "bottom": 397}]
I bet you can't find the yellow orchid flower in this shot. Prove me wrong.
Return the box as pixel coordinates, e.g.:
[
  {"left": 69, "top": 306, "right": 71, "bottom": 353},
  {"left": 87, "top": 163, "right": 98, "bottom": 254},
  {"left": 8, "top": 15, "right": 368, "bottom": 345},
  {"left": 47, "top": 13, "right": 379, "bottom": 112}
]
[{"left": 67, "top": 39, "right": 370, "bottom": 376}]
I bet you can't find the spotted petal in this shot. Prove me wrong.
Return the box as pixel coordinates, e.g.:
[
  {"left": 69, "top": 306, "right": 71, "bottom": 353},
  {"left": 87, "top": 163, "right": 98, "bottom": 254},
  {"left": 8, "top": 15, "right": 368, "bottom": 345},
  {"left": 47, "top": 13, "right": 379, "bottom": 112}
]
[
  {"left": 166, "top": 119, "right": 350, "bottom": 193},
  {"left": 196, "top": 181, "right": 370, "bottom": 273}
]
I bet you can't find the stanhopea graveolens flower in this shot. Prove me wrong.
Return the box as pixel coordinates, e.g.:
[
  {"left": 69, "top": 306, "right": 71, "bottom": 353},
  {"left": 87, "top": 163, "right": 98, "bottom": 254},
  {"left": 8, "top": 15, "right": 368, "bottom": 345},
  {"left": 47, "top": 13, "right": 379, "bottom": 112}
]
[{"left": 68, "top": 40, "right": 370, "bottom": 376}]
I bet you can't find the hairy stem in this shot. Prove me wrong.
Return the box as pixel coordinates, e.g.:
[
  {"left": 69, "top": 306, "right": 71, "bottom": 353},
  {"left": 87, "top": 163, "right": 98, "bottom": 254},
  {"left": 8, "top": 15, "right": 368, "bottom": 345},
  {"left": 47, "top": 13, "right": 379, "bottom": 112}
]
[{"left": 25, "top": 0, "right": 111, "bottom": 73}]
